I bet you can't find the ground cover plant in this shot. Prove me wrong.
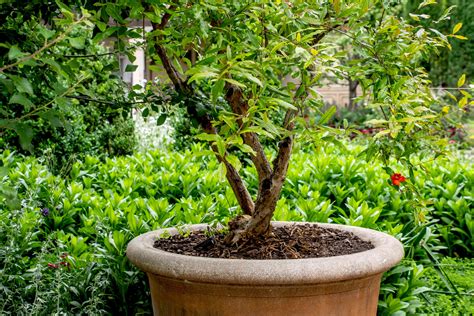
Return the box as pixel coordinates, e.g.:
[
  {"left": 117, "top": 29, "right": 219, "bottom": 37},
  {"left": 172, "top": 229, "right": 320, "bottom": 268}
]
[{"left": 0, "top": 144, "right": 472, "bottom": 314}]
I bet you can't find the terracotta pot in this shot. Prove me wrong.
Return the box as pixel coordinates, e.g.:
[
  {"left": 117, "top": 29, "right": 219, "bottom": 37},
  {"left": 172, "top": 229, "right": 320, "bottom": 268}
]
[{"left": 127, "top": 222, "right": 404, "bottom": 316}]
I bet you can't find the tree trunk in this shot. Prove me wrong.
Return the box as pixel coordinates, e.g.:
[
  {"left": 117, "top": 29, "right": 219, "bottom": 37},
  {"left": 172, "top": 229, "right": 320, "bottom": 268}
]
[
  {"left": 225, "top": 134, "right": 294, "bottom": 243},
  {"left": 348, "top": 78, "right": 359, "bottom": 110}
]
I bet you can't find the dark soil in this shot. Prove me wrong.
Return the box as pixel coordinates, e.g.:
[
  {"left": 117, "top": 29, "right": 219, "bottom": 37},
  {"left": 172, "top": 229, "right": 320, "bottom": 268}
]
[{"left": 153, "top": 224, "right": 374, "bottom": 259}]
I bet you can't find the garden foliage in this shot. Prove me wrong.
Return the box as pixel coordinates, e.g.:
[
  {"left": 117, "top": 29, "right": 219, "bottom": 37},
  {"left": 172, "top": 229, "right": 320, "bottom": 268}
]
[
  {"left": 0, "top": 7, "right": 137, "bottom": 172},
  {"left": 0, "top": 144, "right": 472, "bottom": 315},
  {"left": 402, "top": 0, "right": 474, "bottom": 88}
]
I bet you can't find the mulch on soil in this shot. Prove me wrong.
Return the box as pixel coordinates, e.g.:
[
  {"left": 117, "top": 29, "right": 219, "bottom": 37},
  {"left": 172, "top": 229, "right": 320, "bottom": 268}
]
[{"left": 153, "top": 224, "right": 374, "bottom": 259}]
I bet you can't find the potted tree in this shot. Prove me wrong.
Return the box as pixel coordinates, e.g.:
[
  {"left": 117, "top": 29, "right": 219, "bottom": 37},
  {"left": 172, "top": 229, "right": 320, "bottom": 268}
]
[{"left": 116, "top": 1, "right": 458, "bottom": 314}]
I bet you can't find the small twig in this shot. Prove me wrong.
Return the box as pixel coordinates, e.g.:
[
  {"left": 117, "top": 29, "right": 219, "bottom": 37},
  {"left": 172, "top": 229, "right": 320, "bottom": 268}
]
[
  {"left": 63, "top": 52, "right": 116, "bottom": 58},
  {"left": 17, "top": 75, "right": 88, "bottom": 121},
  {"left": 66, "top": 95, "right": 149, "bottom": 105}
]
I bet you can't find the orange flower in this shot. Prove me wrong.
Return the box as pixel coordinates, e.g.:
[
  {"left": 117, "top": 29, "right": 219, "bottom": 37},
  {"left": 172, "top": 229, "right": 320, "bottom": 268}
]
[{"left": 391, "top": 173, "right": 406, "bottom": 186}]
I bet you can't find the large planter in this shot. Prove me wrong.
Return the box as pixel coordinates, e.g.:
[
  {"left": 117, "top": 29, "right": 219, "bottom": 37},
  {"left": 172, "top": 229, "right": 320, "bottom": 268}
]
[{"left": 127, "top": 222, "right": 404, "bottom": 316}]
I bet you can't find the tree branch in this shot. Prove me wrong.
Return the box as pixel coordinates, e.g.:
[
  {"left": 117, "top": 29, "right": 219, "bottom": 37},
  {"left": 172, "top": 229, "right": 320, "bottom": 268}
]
[
  {"left": 198, "top": 113, "right": 255, "bottom": 216},
  {"left": 225, "top": 83, "right": 273, "bottom": 180},
  {"left": 150, "top": 6, "right": 254, "bottom": 215},
  {"left": 150, "top": 5, "right": 189, "bottom": 92}
]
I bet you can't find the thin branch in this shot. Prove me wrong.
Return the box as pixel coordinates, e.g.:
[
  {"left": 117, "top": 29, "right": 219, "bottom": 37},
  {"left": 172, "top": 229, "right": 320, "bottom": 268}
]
[
  {"left": 66, "top": 95, "right": 149, "bottom": 105},
  {"left": 149, "top": 5, "right": 254, "bottom": 215},
  {"left": 63, "top": 51, "right": 116, "bottom": 58},
  {"left": 225, "top": 83, "right": 273, "bottom": 180},
  {"left": 200, "top": 114, "right": 255, "bottom": 216},
  {"left": 151, "top": 10, "right": 188, "bottom": 92},
  {"left": 271, "top": 20, "right": 345, "bottom": 182},
  {"left": 15, "top": 75, "right": 88, "bottom": 122}
]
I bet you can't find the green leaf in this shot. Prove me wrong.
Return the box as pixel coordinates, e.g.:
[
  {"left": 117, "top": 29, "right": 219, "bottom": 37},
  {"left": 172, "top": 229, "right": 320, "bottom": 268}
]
[
  {"left": 452, "top": 23, "right": 462, "bottom": 35},
  {"left": 451, "top": 35, "right": 467, "bottom": 40},
  {"left": 240, "top": 72, "right": 263, "bottom": 87},
  {"left": 458, "top": 96, "right": 468, "bottom": 108},
  {"left": 125, "top": 64, "right": 138, "bottom": 72},
  {"left": 142, "top": 108, "right": 150, "bottom": 117},
  {"left": 237, "top": 143, "right": 256, "bottom": 156},
  {"left": 366, "top": 119, "right": 388, "bottom": 126},
  {"left": 223, "top": 78, "right": 246, "bottom": 88},
  {"left": 39, "top": 109, "right": 63, "bottom": 128},
  {"left": 268, "top": 98, "right": 297, "bottom": 110},
  {"left": 373, "top": 129, "right": 391, "bottom": 139},
  {"left": 216, "top": 139, "right": 226, "bottom": 157},
  {"left": 9, "top": 94, "right": 35, "bottom": 110},
  {"left": 457, "top": 74, "right": 466, "bottom": 87},
  {"left": 69, "top": 37, "right": 86, "bottom": 49},
  {"left": 418, "top": 0, "right": 437, "bottom": 9},
  {"left": 318, "top": 105, "right": 337, "bottom": 125},
  {"left": 333, "top": 0, "right": 341, "bottom": 13},
  {"left": 43, "top": 58, "right": 64, "bottom": 74},
  {"left": 14, "top": 123, "right": 34, "bottom": 152},
  {"left": 211, "top": 79, "right": 225, "bottom": 102},
  {"left": 106, "top": 4, "right": 126, "bottom": 24},
  {"left": 156, "top": 113, "right": 167, "bottom": 125},
  {"left": 56, "top": 0, "right": 74, "bottom": 19},
  {"left": 8, "top": 45, "right": 25, "bottom": 60},
  {"left": 15, "top": 78, "right": 34, "bottom": 96},
  {"left": 188, "top": 70, "right": 219, "bottom": 83},
  {"left": 195, "top": 133, "right": 220, "bottom": 142}
]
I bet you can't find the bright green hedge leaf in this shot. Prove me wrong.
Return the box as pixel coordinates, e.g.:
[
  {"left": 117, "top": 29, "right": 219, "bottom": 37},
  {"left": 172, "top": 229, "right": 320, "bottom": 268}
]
[{"left": 318, "top": 105, "right": 337, "bottom": 125}]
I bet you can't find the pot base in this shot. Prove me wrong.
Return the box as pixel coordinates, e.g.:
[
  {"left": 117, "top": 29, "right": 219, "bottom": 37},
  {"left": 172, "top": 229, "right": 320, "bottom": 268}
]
[{"left": 148, "top": 272, "right": 382, "bottom": 315}]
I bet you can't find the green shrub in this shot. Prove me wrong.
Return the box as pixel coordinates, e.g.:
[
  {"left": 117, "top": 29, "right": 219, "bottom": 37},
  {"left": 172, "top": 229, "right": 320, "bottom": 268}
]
[
  {"left": 0, "top": 144, "right": 472, "bottom": 315},
  {"left": 0, "top": 12, "right": 136, "bottom": 173}
]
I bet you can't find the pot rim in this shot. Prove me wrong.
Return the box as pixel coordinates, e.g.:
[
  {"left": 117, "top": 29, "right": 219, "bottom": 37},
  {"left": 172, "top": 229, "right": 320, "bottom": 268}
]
[{"left": 126, "top": 222, "right": 404, "bottom": 285}]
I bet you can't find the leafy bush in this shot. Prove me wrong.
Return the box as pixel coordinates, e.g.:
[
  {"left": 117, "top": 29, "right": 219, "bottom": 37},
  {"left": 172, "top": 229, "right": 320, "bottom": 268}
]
[
  {"left": 0, "top": 12, "right": 136, "bottom": 172},
  {"left": 0, "top": 143, "right": 472, "bottom": 315}
]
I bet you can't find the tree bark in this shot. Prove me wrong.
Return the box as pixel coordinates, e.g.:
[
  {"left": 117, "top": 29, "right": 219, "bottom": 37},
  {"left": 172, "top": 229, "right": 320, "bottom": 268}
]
[
  {"left": 151, "top": 16, "right": 254, "bottom": 216},
  {"left": 348, "top": 78, "right": 359, "bottom": 110},
  {"left": 225, "top": 83, "right": 273, "bottom": 180}
]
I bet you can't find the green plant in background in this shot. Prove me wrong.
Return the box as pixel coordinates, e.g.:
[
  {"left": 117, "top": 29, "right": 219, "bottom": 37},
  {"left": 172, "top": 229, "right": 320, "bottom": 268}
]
[
  {"left": 0, "top": 5, "right": 137, "bottom": 173},
  {"left": 1, "top": 143, "right": 472, "bottom": 315},
  {"left": 402, "top": 0, "right": 474, "bottom": 88}
]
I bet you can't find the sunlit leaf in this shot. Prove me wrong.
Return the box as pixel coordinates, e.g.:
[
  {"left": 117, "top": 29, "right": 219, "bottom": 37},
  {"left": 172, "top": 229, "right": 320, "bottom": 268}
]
[
  {"left": 457, "top": 74, "right": 466, "bottom": 87},
  {"left": 452, "top": 23, "right": 462, "bottom": 35}
]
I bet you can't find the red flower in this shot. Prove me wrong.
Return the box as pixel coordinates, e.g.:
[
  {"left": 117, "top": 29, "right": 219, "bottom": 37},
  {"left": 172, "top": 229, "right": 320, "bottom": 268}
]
[{"left": 391, "top": 173, "right": 406, "bottom": 186}]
